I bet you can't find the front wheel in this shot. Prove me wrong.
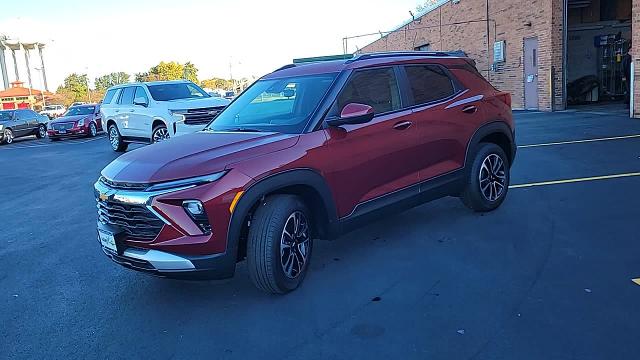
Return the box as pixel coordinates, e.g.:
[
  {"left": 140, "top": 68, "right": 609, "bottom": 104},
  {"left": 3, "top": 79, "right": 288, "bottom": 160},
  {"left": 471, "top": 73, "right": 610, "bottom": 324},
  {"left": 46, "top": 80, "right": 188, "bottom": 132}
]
[
  {"left": 460, "top": 143, "right": 510, "bottom": 212},
  {"left": 152, "top": 125, "right": 170, "bottom": 143},
  {"left": 36, "top": 124, "right": 46, "bottom": 139},
  {"left": 247, "top": 195, "right": 313, "bottom": 294},
  {"left": 108, "top": 124, "right": 128, "bottom": 152},
  {"left": 2, "top": 129, "right": 14, "bottom": 144},
  {"left": 88, "top": 122, "right": 97, "bottom": 137}
]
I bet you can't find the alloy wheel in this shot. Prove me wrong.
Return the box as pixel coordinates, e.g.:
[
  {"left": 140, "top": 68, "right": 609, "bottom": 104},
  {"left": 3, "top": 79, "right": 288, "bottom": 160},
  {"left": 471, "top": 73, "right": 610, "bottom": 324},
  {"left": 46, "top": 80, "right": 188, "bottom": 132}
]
[
  {"left": 39, "top": 125, "right": 46, "bottom": 138},
  {"left": 152, "top": 127, "right": 169, "bottom": 143},
  {"left": 478, "top": 153, "right": 506, "bottom": 202},
  {"left": 109, "top": 127, "right": 119, "bottom": 149},
  {"left": 280, "top": 211, "right": 311, "bottom": 279},
  {"left": 90, "top": 123, "right": 97, "bottom": 137},
  {"left": 5, "top": 129, "right": 13, "bottom": 144}
]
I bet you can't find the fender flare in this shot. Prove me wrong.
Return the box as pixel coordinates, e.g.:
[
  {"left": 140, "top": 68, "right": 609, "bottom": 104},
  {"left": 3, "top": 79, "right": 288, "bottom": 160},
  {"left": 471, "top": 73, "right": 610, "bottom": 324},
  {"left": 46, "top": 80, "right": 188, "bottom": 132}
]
[
  {"left": 464, "top": 121, "right": 515, "bottom": 169},
  {"left": 226, "top": 168, "right": 340, "bottom": 259}
]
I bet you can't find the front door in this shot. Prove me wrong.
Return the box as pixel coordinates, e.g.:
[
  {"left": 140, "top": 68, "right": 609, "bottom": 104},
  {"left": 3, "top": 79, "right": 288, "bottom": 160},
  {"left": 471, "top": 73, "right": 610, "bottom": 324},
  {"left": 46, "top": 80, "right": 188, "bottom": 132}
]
[
  {"left": 324, "top": 67, "right": 420, "bottom": 217},
  {"left": 524, "top": 37, "right": 539, "bottom": 110}
]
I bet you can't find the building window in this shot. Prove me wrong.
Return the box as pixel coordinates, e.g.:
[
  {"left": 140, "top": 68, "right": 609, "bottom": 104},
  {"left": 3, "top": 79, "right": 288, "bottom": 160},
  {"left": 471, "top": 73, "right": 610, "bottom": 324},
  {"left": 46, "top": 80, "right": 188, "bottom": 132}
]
[{"left": 414, "top": 43, "right": 431, "bottom": 51}]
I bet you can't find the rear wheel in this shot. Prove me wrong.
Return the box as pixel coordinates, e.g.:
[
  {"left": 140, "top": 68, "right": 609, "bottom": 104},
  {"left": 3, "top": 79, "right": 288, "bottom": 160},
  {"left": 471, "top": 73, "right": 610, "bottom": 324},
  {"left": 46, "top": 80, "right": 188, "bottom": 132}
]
[
  {"left": 108, "top": 124, "right": 128, "bottom": 152},
  {"left": 36, "top": 124, "right": 46, "bottom": 139},
  {"left": 247, "top": 195, "right": 313, "bottom": 294},
  {"left": 460, "top": 143, "right": 510, "bottom": 212},
  {"left": 2, "top": 129, "right": 14, "bottom": 144},
  {"left": 152, "top": 124, "right": 169, "bottom": 143}
]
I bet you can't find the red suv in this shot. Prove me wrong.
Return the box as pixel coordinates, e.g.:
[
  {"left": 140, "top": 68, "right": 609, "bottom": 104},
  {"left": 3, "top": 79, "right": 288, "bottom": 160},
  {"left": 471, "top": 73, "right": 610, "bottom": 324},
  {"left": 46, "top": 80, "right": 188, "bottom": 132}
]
[{"left": 95, "top": 52, "right": 515, "bottom": 294}]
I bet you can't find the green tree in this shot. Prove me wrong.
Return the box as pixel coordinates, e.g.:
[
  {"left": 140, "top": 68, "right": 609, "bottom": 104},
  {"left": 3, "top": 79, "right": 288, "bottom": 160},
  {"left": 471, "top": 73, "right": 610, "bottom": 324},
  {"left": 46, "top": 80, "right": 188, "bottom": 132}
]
[
  {"left": 56, "top": 73, "right": 89, "bottom": 105},
  {"left": 135, "top": 61, "right": 199, "bottom": 82},
  {"left": 94, "top": 72, "right": 130, "bottom": 91},
  {"left": 201, "top": 78, "right": 233, "bottom": 90}
]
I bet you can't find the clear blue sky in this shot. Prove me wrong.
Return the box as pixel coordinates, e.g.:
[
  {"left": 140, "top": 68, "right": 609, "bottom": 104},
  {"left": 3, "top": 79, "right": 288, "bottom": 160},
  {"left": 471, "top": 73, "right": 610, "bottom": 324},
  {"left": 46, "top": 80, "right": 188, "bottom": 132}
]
[{"left": 1, "top": 0, "right": 422, "bottom": 88}]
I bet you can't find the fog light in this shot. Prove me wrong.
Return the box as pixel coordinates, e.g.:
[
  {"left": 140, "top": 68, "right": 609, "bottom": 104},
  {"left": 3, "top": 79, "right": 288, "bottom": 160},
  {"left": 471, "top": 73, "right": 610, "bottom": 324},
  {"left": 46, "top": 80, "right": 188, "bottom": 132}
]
[{"left": 182, "top": 200, "right": 211, "bottom": 234}]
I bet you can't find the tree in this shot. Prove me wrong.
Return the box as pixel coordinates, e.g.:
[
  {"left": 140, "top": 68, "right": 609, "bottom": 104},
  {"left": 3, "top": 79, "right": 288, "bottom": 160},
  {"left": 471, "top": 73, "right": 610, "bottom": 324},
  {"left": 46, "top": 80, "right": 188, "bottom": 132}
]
[
  {"left": 201, "top": 77, "right": 234, "bottom": 90},
  {"left": 56, "top": 73, "right": 89, "bottom": 106},
  {"left": 94, "top": 72, "right": 130, "bottom": 91},
  {"left": 135, "top": 61, "right": 199, "bottom": 82}
]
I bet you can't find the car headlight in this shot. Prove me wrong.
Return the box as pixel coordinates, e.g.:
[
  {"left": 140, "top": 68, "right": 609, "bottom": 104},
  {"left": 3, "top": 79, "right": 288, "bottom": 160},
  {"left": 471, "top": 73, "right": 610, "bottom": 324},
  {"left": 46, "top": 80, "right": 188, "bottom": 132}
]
[
  {"left": 169, "top": 109, "right": 186, "bottom": 123},
  {"left": 144, "top": 171, "right": 227, "bottom": 192},
  {"left": 77, "top": 119, "right": 85, "bottom": 127}
]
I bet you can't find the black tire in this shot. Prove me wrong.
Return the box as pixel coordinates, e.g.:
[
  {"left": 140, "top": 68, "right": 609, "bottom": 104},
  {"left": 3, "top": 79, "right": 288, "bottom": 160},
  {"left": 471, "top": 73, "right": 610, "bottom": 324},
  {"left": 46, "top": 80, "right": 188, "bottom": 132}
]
[
  {"left": 88, "top": 122, "right": 97, "bottom": 138},
  {"left": 2, "top": 128, "right": 14, "bottom": 144},
  {"left": 108, "top": 124, "right": 128, "bottom": 152},
  {"left": 35, "top": 124, "right": 46, "bottom": 139},
  {"left": 151, "top": 124, "right": 170, "bottom": 143},
  {"left": 247, "top": 194, "right": 313, "bottom": 294},
  {"left": 460, "top": 142, "right": 510, "bottom": 212}
]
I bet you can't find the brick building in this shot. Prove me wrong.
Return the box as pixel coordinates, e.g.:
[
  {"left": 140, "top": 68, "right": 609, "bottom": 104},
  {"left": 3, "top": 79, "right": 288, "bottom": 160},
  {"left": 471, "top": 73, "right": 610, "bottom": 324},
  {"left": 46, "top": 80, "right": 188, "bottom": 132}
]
[{"left": 358, "top": 0, "right": 637, "bottom": 115}]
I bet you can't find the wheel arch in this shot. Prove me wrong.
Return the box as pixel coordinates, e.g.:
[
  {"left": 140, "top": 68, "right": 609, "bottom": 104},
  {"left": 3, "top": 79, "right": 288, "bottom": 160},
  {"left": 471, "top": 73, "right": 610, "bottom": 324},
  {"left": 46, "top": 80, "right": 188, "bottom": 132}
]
[
  {"left": 465, "top": 121, "right": 515, "bottom": 168},
  {"left": 227, "top": 169, "right": 339, "bottom": 262}
]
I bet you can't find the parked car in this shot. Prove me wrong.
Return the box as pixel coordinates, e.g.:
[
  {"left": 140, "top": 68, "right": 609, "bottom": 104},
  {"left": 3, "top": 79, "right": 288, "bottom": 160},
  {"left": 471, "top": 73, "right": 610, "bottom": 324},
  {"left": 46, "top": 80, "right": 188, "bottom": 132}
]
[
  {"left": 40, "top": 104, "right": 66, "bottom": 119},
  {"left": 47, "top": 104, "right": 103, "bottom": 140},
  {"left": 0, "top": 109, "right": 48, "bottom": 144},
  {"left": 100, "top": 80, "right": 231, "bottom": 152},
  {"left": 94, "top": 52, "right": 515, "bottom": 294}
]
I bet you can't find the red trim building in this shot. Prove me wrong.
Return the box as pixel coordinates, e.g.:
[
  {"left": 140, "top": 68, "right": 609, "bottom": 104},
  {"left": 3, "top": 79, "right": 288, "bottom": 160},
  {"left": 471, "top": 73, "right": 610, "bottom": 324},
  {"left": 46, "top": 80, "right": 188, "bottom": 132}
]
[{"left": 0, "top": 81, "right": 51, "bottom": 110}]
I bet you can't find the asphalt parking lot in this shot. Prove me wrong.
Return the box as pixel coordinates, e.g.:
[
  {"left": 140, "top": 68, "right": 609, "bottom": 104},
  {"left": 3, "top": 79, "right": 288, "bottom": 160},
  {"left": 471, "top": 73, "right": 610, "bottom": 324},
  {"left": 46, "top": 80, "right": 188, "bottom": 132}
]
[{"left": 1, "top": 111, "right": 639, "bottom": 360}]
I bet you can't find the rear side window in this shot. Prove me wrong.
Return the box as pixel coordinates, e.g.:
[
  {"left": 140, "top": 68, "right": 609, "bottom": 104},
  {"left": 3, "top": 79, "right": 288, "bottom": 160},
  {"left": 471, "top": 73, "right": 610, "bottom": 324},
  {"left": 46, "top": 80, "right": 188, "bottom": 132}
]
[
  {"left": 118, "top": 87, "right": 135, "bottom": 105},
  {"left": 134, "top": 87, "right": 149, "bottom": 103},
  {"left": 103, "top": 89, "right": 117, "bottom": 104},
  {"left": 404, "top": 65, "right": 455, "bottom": 105},
  {"left": 334, "top": 67, "right": 401, "bottom": 115}
]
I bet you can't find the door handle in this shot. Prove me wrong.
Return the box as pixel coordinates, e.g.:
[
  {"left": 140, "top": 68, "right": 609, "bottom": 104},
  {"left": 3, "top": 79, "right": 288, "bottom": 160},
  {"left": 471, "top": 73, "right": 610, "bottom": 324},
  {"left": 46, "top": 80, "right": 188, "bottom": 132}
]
[
  {"left": 462, "top": 105, "right": 478, "bottom": 114},
  {"left": 393, "top": 121, "right": 413, "bottom": 130}
]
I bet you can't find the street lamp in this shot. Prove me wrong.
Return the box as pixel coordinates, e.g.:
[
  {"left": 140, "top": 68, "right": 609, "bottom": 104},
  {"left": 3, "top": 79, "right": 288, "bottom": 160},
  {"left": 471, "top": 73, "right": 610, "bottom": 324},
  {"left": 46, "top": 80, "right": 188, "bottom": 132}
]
[{"left": 34, "top": 66, "right": 46, "bottom": 108}]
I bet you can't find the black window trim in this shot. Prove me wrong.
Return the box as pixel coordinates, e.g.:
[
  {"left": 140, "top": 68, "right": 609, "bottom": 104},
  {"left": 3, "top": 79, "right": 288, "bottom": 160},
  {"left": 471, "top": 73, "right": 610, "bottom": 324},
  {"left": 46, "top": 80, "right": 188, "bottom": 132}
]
[
  {"left": 399, "top": 63, "right": 465, "bottom": 110},
  {"left": 324, "top": 65, "right": 406, "bottom": 121},
  {"left": 117, "top": 86, "right": 136, "bottom": 105}
]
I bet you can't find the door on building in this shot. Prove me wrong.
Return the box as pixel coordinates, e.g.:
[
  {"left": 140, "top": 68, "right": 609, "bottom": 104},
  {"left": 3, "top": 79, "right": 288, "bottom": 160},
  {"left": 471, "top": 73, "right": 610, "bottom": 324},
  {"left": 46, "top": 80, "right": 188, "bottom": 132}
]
[{"left": 524, "top": 37, "right": 539, "bottom": 110}]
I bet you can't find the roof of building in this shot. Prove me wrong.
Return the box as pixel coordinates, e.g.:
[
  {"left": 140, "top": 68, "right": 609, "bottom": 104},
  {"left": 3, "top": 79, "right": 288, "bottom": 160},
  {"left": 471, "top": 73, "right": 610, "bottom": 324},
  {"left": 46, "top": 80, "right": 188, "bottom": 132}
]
[{"left": 0, "top": 81, "right": 51, "bottom": 98}]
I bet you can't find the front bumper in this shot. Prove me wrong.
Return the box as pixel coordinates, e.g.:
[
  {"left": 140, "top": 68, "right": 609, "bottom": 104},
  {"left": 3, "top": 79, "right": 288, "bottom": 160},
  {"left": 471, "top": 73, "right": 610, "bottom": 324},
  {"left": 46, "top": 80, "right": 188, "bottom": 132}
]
[{"left": 48, "top": 126, "right": 87, "bottom": 137}]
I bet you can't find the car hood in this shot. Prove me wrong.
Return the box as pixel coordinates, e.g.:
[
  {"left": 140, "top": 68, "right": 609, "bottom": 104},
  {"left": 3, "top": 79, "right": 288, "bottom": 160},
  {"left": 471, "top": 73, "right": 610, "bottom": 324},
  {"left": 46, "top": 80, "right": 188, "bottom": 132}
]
[
  {"left": 165, "top": 97, "right": 230, "bottom": 110},
  {"left": 102, "top": 131, "right": 299, "bottom": 183},
  {"left": 50, "top": 115, "right": 89, "bottom": 124}
]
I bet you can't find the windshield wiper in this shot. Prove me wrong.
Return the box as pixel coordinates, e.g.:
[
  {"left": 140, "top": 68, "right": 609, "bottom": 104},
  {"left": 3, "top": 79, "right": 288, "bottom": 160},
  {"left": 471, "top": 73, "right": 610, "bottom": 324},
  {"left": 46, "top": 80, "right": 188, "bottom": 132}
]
[{"left": 218, "top": 127, "right": 263, "bottom": 133}]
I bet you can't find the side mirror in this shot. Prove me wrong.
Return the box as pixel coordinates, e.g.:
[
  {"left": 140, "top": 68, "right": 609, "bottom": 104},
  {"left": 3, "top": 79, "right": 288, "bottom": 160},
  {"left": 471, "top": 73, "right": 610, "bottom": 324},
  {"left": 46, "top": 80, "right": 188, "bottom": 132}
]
[
  {"left": 326, "top": 103, "right": 374, "bottom": 127},
  {"left": 133, "top": 97, "right": 148, "bottom": 107}
]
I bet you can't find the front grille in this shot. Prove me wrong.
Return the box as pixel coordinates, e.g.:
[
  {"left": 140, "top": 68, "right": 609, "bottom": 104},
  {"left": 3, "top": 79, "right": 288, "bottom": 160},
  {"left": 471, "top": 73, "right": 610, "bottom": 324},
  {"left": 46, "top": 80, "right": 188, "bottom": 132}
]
[
  {"left": 183, "top": 106, "right": 225, "bottom": 125},
  {"left": 97, "top": 199, "right": 164, "bottom": 241},
  {"left": 53, "top": 122, "right": 74, "bottom": 131},
  {"left": 99, "top": 177, "right": 148, "bottom": 191}
]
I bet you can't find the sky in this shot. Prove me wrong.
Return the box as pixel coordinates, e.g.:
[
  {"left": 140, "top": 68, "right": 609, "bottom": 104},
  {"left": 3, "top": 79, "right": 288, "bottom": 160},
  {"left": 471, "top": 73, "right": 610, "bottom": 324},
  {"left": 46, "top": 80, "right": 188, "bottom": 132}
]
[{"left": 0, "top": 0, "right": 422, "bottom": 90}]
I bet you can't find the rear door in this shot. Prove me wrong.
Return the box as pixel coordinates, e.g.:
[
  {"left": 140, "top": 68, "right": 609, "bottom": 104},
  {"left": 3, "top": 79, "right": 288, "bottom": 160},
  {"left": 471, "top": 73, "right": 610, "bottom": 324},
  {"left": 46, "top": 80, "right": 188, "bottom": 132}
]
[
  {"left": 323, "top": 66, "right": 421, "bottom": 217},
  {"left": 400, "top": 64, "right": 477, "bottom": 181},
  {"left": 116, "top": 86, "right": 136, "bottom": 137},
  {"left": 23, "top": 110, "right": 40, "bottom": 132},
  {"left": 12, "top": 110, "right": 31, "bottom": 136}
]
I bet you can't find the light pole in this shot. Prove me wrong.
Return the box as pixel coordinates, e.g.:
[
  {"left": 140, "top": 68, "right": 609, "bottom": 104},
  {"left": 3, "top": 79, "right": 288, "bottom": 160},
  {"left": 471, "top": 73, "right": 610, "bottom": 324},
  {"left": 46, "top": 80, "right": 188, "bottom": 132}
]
[
  {"left": 34, "top": 66, "right": 46, "bottom": 108},
  {"left": 85, "top": 66, "right": 91, "bottom": 103}
]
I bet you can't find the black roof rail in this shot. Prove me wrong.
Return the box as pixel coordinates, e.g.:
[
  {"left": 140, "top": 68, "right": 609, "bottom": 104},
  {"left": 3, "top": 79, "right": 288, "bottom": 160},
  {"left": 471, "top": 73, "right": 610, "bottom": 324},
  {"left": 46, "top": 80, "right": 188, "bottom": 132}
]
[
  {"left": 273, "top": 64, "right": 297, "bottom": 72},
  {"left": 347, "top": 50, "right": 468, "bottom": 63}
]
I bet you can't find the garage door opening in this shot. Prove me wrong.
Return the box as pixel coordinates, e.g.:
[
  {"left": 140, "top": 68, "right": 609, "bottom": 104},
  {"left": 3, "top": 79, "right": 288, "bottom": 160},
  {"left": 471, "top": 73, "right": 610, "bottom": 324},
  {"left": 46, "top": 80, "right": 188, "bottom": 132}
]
[{"left": 566, "top": 0, "right": 632, "bottom": 114}]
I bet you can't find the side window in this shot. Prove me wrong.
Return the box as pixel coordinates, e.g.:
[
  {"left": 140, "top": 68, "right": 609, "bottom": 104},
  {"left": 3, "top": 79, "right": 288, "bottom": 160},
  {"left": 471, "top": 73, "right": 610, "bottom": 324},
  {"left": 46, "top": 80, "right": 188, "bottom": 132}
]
[
  {"left": 14, "top": 110, "right": 23, "bottom": 120},
  {"left": 118, "top": 87, "right": 135, "bottom": 105},
  {"left": 134, "top": 87, "right": 149, "bottom": 103},
  {"left": 334, "top": 67, "right": 401, "bottom": 115},
  {"left": 404, "top": 65, "right": 455, "bottom": 105},
  {"left": 103, "top": 89, "right": 117, "bottom": 104}
]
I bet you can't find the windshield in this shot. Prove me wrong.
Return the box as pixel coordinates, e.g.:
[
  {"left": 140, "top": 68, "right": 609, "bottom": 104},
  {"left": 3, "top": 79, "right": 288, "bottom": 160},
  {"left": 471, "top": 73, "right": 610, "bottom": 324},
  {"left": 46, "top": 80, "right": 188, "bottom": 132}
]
[
  {"left": 44, "top": 106, "right": 57, "bottom": 111},
  {"left": 207, "top": 73, "right": 338, "bottom": 134},
  {"left": 0, "top": 111, "right": 14, "bottom": 121},
  {"left": 148, "top": 82, "right": 211, "bottom": 101},
  {"left": 65, "top": 106, "right": 95, "bottom": 116}
]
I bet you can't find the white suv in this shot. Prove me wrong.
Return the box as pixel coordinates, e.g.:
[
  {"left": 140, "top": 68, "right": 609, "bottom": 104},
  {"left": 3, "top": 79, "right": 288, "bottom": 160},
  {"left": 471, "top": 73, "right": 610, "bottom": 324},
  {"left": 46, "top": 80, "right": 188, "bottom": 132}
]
[
  {"left": 100, "top": 80, "right": 230, "bottom": 152},
  {"left": 40, "top": 105, "right": 67, "bottom": 119}
]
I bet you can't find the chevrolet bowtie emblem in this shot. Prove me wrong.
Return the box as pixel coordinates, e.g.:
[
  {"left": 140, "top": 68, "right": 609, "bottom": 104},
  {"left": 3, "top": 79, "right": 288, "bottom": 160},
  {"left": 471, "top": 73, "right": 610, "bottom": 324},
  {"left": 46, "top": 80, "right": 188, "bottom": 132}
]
[{"left": 99, "top": 192, "right": 109, "bottom": 201}]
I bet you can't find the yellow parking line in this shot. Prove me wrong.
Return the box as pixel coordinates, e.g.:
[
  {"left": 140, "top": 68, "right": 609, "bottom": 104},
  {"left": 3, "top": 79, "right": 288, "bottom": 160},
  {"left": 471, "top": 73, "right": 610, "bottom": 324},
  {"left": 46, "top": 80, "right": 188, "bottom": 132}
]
[
  {"left": 510, "top": 172, "right": 640, "bottom": 189},
  {"left": 519, "top": 134, "right": 640, "bottom": 148}
]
